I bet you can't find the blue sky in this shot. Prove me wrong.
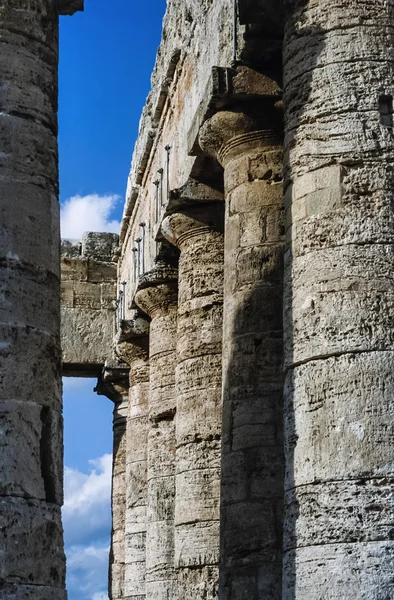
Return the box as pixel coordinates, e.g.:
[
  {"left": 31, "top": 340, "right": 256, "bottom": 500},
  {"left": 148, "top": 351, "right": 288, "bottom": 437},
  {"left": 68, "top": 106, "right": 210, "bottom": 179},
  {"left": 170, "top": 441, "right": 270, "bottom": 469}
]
[{"left": 59, "top": 1, "right": 166, "bottom": 598}]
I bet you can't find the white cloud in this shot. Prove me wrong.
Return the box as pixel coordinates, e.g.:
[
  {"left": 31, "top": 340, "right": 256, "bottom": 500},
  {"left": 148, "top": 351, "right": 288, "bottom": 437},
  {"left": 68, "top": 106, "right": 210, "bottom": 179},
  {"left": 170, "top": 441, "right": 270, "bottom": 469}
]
[
  {"left": 60, "top": 193, "right": 121, "bottom": 240},
  {"left": 92, "top": 593, "right": 109, "bottom": 600},
  {"left": 63, "top": 455, "right": 112, "bottom": 599},
  {"left": 63, "top": 454, "right": 112, "bottom": 547},
  {"left": 66, "top": 543, "right": 110, "bottom": 600}
]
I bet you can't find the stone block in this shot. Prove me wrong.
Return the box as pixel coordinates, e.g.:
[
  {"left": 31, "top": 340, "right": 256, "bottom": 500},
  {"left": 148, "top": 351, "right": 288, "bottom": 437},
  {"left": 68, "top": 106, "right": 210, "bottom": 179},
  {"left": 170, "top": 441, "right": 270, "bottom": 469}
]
[
  {"left": 0, "top": 114, "right": 57, "bottom": 190},
  {"left": 175, "top": 521, "right": 220, "bottom": 568},
  {"left": 145, "top": 580, "right": 176, "bottom": 600},
  {"left": 124, "top": 556, "right": 146, "bottom": 598},
  {"left": 235, "top": 244, "right": 283, "bottom": 286},
  {"left": 0, "top": 181, "right": 60, "bottom": 276},
  {"left": 284, "top": 244, "right": 394, "bottom": 366},
  {"left": 0, "top": 497, "right": 65, "bottom": 587},
  {"left": 72, "top": 281, "right": 102, "bottom": 309},
  {"left": 61, "top": 306, "right": 115, "bottom": 366},
  {"left": 0, "top": 323, "right": 62, "bottom": 410},
  {"left": 283, "top": 542, "right": 394, "bottom": 600},
  {"left": 284, "top": 479, "right": 394, "bottom": 551},
  {"left": 222, "top": 501, "right": 281, "bottom": 565},
  {"left": 126, "top": 416, "right": 148, "bottom": 464},
  {"left": 0, "top": 263, "right": 59, "bottom": 333},
  {"left": 125, "top": 508, "right": 147, "bottom": 537},
  {"left": 60, "top": 279, "right": 74, "bottom": 308},
  {"left": 147, "top": 422, "right": 175, "bottom": 482},
  {"left": 60, "top": 258, "right": 88, "bottom": 282},
  {"left": 176, "top": 378, "right": 222, "bottom": 445},
  {"left": 177, "top": 306, "right": 223, "bottom": 359},
  {"left": 177, "top": 566, "right": 218, "bottom": 599},
  {"left": 126, "top": 461, "right": 148, "bottom": 510},
  {"left": 175, "top": 443, "right": 221, "bottom": 526},
  {"left": 284, "top": 352, "right": 394, "bottom": 485},
  {"left": 146, "top": 520, "right": 175, "bottom": 573},
  {"left": 0, "top": 401, "right": 63, "bottom": 504},
  {"left": 87, "top": 260, "right": 117, "bottom": 284},
  {"left": 0, "top": 583, "right": 67, "bottom": 600},
  {"left": 82, "top": 232, "right": 119, "bottom": 261}
]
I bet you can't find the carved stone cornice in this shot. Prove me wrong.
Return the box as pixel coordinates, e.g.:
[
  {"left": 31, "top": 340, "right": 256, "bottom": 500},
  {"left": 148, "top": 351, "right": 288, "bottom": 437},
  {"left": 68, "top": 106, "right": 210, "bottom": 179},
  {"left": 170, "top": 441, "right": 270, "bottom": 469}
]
[{"left": 134, "top": 263, "right": 178, "bottom": 319}]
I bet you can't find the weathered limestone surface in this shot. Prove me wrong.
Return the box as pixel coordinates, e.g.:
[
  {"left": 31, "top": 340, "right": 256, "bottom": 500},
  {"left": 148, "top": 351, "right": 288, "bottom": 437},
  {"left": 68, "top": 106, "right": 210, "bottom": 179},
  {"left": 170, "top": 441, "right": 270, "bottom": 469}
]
[
  {"left": 0, "top": 1, "right": 80, "bottom": 596},
  {"left": 95, "top": 364, "right": 130, "bottom": 600},
  {"left": 110, "top": 395, "right": 128, "bottom": 600},
  {"left": 162, "top": 182, "right": 224, "bottom": 598},
  {"left": 116, "top": 315, "right": 150, "bottom": 600},
  {"left": 200, "top": 104, "right": 285, "bottom": 600},
  {"left": 118, "top": 0, "right": 234, "bottom": 302},
  {"left": 61, "top": 232, "right": 118, "bottom": 375},
  {"left": 283, "top": 1, "right": 394, "bottom": 597},
  {"left": 134, "top": 264, "right": 178, "bottom": 600}
]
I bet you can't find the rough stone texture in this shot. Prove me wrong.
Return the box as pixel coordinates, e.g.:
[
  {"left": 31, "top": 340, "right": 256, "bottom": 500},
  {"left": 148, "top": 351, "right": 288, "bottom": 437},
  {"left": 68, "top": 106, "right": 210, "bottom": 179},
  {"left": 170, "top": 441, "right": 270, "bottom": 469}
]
[
  {"left": 283, "top": 1, "right": 394, "bottom": 597},
  {"left": 134, "top": 265, "right": 178, "bottom": 600},
  {"left": 199, "top": 105, "right": 285, "bottom": 600},
  {"left": 95, "top": 364, "right": 130, "bottom": 600},
  {"left": 117, "top": 0, "right": 234, "bottom": 308},
  {"left": 61, "top": 233, "right": 118, "bottom": 375},
  {"left": 161, "top": 184, "right": 225, "bottom": 598},
  {"left": 116, "top": 315, "right": 150, "bottom": 600},
  {"left": 4, "top": 0, "right": 391, "bottom": 596},
  {"left": 111, "top": 398, "right": 128, "bottom": 600},
  {"left": 0, "top": 1, "right": 72, "bottom": 596}
]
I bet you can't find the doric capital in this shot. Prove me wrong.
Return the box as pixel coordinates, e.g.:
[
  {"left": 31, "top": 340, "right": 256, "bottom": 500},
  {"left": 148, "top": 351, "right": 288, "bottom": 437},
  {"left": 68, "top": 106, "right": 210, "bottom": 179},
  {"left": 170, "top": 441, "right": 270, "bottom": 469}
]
[
  {"left": 199, "top": 103, "right": 282, "bottom": 167},
  {"left": 95, "top": 361, "right": 130, "bottom": 404},
  {"left": 57, "top": 0, "right": 84, "bottom": 15},
  {"left": 115, "top": 311, "right": 150, "bottom": 366},
  {"left": 161, "top": 181, "right": 224, "bottom": 249},
  {"left": 134, "top": 262, "right": 178, "bottom": 319}
]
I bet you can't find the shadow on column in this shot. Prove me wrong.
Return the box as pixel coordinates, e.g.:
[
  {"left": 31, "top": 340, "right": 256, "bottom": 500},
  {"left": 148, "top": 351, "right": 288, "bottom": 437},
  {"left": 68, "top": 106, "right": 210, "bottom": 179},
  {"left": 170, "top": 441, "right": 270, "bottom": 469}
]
[
  {"left": 282, "top": 5, "right": 325, "bottom": 599},
  {"left": 218, "top": 6, "right": 325, "bottom": 600},
  {"left": 220, "top": 274, "right": 284, "bottom": 599}
]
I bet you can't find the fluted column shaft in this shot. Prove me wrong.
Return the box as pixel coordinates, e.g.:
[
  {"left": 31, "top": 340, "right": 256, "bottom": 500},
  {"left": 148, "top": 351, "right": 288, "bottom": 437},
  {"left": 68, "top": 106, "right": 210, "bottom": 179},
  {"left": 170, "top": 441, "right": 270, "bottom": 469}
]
[
  {"left": 0, "top": 3, "right": 67, "bottom": 598},
  {"left": 283, "top": 2, "right": 394, "bottom": 598},
  {"left": 116, "top": 319, "right": 150, "bottom": 600},
  {"left": 110, "top": 394, "right": 129, "bottom": 600},
  {"left": 135, "top": 265, "right": 178, "bottom": 600},
  {"left": 200, "top": 105, "right": 285, "bottom": 600},
  {"left": 162, "top": 193, "right": 224, "bottom": 598}
]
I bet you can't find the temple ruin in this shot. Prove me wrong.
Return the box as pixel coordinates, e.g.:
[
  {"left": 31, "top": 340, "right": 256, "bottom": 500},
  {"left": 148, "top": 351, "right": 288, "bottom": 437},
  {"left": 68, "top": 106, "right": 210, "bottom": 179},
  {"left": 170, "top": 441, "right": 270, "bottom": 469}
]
[{"left": 1, "top": 0, "right": 394, "bottom": 598}]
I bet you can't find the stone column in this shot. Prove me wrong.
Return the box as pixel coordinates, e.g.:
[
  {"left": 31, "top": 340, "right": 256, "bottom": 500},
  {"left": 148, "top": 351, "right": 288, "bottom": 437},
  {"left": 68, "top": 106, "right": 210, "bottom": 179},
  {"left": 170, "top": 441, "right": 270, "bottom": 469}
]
[
  {"left": 200, "top": 104, "right": 285, "bottom": 600},
  {"left": 111, "top": 397, "right": 129, "bottom": 600},
  {"left": 0, "top": 1, "right": 80, "bottom": 598},
  {"left": 134, "top": 264, "right": 178, "bottom": 600},
  {"left": 96, "top": 364, "right": 131, "bottom": 600},
  {"left": 282, "top": 2, "right": 394, "bottom": 598},
  {"left": 161, "top": 182, "right": 224, "bottom": 598},
  {"left": 116, "top": 316, "right": 150, "bottom": 600}
]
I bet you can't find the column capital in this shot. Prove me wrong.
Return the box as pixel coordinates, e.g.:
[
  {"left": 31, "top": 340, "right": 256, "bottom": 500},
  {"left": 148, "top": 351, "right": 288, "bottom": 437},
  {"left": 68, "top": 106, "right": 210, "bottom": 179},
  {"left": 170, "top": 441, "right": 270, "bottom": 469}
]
[
  {"left": 134, "top": 262, "right": 178, "bottom": 319},
  {"left": 115, "top": 310, "right": 150, "bottom": 366},
  {"left": 199, "top": 101, "right": 282, "bottom": 167},
  {"left": 95, "top": 360, "right": 130, "bottom": 404},
  {"left": 161, "top": 181, "right": 224, "bottom": 249}
]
